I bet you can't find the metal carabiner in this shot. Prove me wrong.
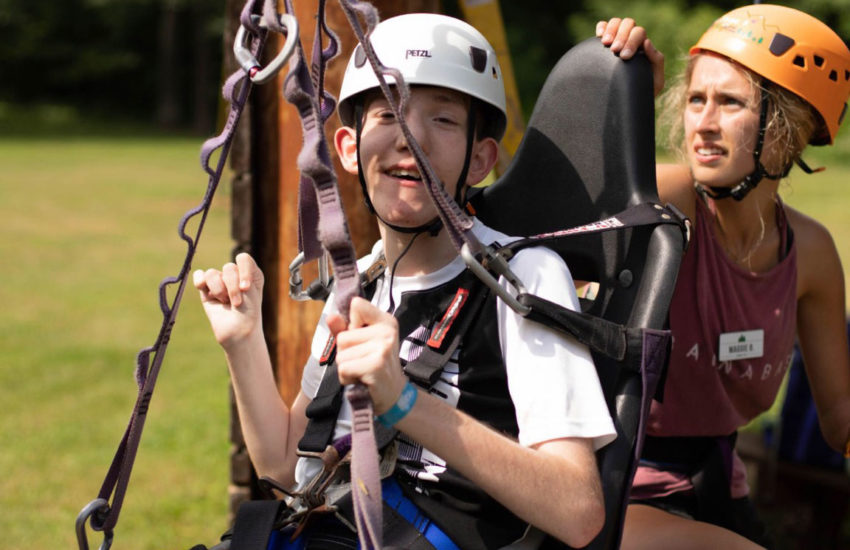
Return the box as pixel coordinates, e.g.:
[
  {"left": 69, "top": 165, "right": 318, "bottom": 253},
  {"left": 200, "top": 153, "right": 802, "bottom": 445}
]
[
  {"left": 461, "top": 243, "right": 531, "bottom": 316},
  {"left": 76, "top": 498, "right": 114, "bottom": 550},
  {"left": 233, "top": 12, "right": 299, "bottom": 84},
  {"left": 289, "top": 251, "right": 331, "bottom": 301}
]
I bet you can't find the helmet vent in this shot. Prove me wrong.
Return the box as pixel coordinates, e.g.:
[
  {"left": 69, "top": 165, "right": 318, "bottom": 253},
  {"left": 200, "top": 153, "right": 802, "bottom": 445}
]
[
  {"left": 830, "top": 70, "right": 838, "bottom": 82},
  {"left": 469, "top": 46, "right": 487, "bottom": 73},
  {"left": 845, "top": 70, "right": 850, "bottom": 81},
  {"left": 814, "top": 55, "right": 825, "bottom": 68},
  {"left": 793, "top": 55, "right": 806, "bottom": 68},
  {"left": 769, "top": 33, "right": 795, "bottom": 56}
]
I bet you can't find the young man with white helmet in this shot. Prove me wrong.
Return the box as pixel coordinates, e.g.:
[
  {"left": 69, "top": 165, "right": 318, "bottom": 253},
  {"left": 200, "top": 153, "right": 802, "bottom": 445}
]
[{"left": 194, "top": 13, "right": 648, "bottom": 549}]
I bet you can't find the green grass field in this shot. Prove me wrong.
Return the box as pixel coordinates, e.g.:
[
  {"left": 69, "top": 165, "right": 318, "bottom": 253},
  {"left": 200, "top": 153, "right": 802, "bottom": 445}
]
[
  {"left": 2, "top": 115, "right": 850, "bottom": 550},
  {"left": 0, "top": 133, "right": 234, "bottom": 550}
]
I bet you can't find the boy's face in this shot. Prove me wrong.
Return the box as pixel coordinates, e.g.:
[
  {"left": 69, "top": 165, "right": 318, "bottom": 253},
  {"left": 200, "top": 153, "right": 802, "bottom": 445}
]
[{"left": 336, "top": 86, "right": 495, "bottom": 231}]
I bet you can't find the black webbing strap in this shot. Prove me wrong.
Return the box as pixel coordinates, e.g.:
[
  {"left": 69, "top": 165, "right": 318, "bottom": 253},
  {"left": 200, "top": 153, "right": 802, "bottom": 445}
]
[
  {"left": 518, "top": 293, "right": 640, "bottom": 364},
  {"left": 300, "top": 362, "right": 345, "bottom": 453},
  {"left": 300, "top": 362, "right": 400, "bottom": 454},
  {"left": 230, "top": 500, "right": 288, "bottom": 550},
  {"left": 494, "top": 202, "right": 687, "bottom": 363}
]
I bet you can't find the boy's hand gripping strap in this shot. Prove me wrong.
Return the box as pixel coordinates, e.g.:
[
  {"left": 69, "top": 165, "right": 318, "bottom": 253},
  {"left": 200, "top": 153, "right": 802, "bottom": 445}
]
[{"left": 75, "top": 2, "right": 298, "bottom": 549}]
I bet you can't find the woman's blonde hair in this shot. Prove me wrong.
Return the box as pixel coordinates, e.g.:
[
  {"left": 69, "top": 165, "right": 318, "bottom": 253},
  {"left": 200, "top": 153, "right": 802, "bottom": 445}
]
[{"left": 658, "top": 53, "right": 820, "bottom": 175}]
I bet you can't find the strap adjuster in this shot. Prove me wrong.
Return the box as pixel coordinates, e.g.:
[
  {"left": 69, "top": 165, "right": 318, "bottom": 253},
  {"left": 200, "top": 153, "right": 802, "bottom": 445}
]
[{"left": 461, "top": 243, "right": 531, "bottom": 316}]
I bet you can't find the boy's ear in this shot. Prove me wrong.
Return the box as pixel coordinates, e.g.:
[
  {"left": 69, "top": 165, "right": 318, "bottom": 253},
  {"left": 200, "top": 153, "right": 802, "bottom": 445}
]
[
  {"left": 466, "top": 137, "right": 500, "bottom": 186},
  {"left": 334, "top": 126, "right": 359, "bottom": 175}
]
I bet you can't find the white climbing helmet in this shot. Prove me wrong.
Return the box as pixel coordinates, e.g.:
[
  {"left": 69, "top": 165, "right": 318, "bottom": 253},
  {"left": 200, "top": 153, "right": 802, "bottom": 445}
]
[{"left": 337, "top": 13, "right": 507, "bottom": 140}]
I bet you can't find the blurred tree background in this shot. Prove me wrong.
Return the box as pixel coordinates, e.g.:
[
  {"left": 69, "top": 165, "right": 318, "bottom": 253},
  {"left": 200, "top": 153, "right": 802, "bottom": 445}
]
[
  {"left": 3, "top": 0, "right": 849, "bottom": 137},
  {"left": 0, "top": 0, "right": 225, "bottom": 134}
]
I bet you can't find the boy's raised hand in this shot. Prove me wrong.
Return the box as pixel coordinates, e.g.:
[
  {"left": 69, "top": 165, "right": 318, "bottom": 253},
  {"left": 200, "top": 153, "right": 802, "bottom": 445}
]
[
  {"left": 327, "top": 296, "right": 409, "bottom": 415},
  {"left": 193, "top": 252, "right": 265, "bottom": 349},
  {"left": 596, "top": 17, "right": 665, "bottom": 97}
]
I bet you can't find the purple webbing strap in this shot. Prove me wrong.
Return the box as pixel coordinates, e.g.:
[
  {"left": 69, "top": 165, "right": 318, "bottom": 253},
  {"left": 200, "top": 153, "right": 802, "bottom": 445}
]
[
  {"left": 81, "top": 0, "right": 267, "bottom": 539},
  {"left": 296, "top": 0, "right": 340, "bottom": 262},
  {"left": 337, "top": 0, "right": 485, "bottom": 258},
  {"left": 282, "top": 0, "right": 360, "bottom": 319},
  {"left": 281, "top": 1, "right": 382, "bottom": 547},
  {"left": 346, "top": 384, "right": 384, "bottom": 550}
]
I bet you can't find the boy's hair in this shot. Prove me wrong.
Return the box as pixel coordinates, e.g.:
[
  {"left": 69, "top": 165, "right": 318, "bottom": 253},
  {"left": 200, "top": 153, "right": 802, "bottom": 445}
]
[{"left": 659, "top": 53, "right": 819, "bottom": 172}]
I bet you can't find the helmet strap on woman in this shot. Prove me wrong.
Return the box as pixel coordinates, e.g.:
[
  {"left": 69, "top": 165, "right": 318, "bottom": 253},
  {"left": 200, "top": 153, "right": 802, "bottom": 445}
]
[
  {"left": 700, "top": 81, "right": 791, "bottom": 201},
  {"left": 352, "top": 98, "right": 478, "bottom": 236}
]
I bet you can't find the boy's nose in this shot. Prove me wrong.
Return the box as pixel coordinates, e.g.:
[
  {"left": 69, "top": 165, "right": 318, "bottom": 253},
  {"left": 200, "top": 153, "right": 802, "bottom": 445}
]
[{"left": 398, "top": 112, "right": 429, "bottom": 152}]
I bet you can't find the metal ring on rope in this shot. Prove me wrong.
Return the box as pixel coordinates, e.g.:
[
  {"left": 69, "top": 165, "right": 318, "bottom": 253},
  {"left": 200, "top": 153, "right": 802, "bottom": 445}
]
[{"left": 234, "top": 12, "right": 299, "bottom": 84}]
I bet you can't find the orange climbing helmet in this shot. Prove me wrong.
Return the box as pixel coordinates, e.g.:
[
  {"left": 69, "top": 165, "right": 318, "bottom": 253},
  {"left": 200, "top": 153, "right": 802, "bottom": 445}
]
[{"left": 691, "top": 4, "right": 850, "bottom": 145}]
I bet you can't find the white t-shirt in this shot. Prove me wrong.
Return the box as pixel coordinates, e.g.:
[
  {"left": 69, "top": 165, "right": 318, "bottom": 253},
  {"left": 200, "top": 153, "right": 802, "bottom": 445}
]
[{"left": 295, "top": 218, "right": 615, "bottom": 487}]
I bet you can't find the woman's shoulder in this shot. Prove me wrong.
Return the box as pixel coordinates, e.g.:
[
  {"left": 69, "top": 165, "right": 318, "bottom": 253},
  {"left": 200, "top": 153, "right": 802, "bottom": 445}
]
[
  {"left": 784, "top": 203, "right": 842, "bottom": 293},
  {"left": 784, "top": 204, "right": 836, "bottom": 252}
]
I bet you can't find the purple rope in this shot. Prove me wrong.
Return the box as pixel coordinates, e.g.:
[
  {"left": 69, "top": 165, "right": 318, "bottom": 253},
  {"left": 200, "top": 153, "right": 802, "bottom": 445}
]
[
  {"left": 83, "top": 0, "right": 267, "bottom": 538},
  {"left": 279, "top": 2, "right": 381, "bottom": 547},
  {"left": 281, "top": 0, "right": 360, "bottom": 321}
]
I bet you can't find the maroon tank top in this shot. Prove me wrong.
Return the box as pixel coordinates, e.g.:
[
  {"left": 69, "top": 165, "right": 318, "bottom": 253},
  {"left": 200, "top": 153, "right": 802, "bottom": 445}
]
[
  {"left": 649, "top": 196, "right": 797, "bottom": 436},
  {"left": 632, "top": 195, "right": 797, "bottom": 499}
]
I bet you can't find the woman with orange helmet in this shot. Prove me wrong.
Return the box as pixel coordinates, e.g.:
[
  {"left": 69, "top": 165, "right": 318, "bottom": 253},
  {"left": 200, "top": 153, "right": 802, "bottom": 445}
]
[{"left": 601, "top": 6, "right": 850, "bottom": 549}]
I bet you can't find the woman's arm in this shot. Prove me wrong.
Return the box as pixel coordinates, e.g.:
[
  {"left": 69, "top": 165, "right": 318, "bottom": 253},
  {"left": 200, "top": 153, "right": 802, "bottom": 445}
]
[{"left": 791, "top": 208, "right": 850, "bottom": 452}]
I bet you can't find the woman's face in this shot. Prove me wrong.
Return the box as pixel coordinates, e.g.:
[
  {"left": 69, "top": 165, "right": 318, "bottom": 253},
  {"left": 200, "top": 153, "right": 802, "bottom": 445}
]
[{"left": 683, "top": 54, "right": 763, "bottom": 188}]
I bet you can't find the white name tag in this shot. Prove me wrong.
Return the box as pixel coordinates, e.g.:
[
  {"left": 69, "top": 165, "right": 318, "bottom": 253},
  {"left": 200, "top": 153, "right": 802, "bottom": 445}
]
[{"left": 718, "top": 330, "right": 764, "bottom": 361}]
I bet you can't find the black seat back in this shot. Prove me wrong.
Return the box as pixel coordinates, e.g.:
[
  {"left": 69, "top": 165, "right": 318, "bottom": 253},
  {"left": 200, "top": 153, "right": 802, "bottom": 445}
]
[{"left": 470, "top": 37, "right": 685, "bottom": 550}]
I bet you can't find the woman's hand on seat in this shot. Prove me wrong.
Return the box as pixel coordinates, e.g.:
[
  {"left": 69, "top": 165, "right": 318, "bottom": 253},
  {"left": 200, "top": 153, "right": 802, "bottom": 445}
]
[{"left": 596, "top": 17, "right": 665, "bottom": 96}]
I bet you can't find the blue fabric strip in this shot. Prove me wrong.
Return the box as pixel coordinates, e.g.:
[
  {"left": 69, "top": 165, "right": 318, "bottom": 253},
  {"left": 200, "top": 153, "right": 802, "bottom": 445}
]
[{"left": 266, "top": 477, "right": 460, "bottom": 550}]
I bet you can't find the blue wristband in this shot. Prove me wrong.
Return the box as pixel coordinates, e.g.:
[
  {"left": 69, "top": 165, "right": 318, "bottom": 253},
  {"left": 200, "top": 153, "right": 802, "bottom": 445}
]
[{"left": 376, "top": 381, "right": 418, "bottom": 427}]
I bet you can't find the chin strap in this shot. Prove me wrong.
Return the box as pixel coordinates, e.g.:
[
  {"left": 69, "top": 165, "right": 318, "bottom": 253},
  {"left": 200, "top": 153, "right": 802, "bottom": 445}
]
[
  {"left": 699, "top": 83, "right": 790, "bottom": 201},
  {"left": 699, "top": 81, "right": 826, "bottom": 202}
]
